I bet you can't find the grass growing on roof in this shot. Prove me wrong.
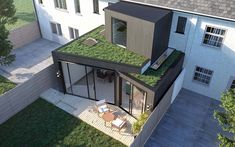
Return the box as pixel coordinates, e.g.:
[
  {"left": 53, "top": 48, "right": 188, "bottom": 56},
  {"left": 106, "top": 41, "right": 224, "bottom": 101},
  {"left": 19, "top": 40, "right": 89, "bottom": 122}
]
[
  {"left": 131, "top": 50, "right": 183, "bottom": 87},
  {"left": 59, "top": 26, "right": 148, "bottom": 67},
  {"left": 0, "top": 98, "right": 126, "bottom": 147},
  {"left": 6, "top": 0, "right": 36, "bottom": 30},
  {"left": 0, "top": 75, "right": 16, "bottom": 95}
]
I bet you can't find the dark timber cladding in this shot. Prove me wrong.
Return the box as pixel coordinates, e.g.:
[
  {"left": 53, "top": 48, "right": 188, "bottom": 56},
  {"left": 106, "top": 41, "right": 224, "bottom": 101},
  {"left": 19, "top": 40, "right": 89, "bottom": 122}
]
[
  {"left": 104, "top": 1, "right": 172, "bottom": 63},
  {"left": 104, "top": 1, "right": 171, "bottom": 23}
]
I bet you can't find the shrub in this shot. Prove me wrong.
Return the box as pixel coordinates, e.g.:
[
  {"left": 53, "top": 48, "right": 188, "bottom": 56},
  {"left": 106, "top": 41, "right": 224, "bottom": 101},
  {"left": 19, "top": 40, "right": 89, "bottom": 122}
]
[{"left": 132, "top": 112, "right": 149, "bottom": 134}]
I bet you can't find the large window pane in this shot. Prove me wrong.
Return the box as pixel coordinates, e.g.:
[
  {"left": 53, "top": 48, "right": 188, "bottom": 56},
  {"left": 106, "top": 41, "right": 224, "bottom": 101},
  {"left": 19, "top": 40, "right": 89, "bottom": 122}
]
[
  {"left": 95, "top": 68, "right": 115, "bottom": 103},
  {"left": 68, "top": 63, "right": 89, "bottom": 97},
  {"left": 112, "top": 18, "right": 127, "bottom": 47}
]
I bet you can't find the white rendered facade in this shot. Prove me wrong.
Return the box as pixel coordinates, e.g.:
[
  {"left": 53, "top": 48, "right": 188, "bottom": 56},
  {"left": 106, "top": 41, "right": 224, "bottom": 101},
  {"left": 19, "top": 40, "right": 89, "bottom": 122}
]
[
  {"left": 169, "top": 12, "right": 235, "bottom": 99},
  {"left": 34, "top": 0, "right": 119, "bottom": 44}
]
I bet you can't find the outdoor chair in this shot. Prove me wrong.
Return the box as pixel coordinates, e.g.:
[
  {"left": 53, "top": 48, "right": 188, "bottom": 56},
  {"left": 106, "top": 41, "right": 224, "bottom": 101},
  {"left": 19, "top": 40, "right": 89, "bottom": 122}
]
[
  {"left": 95, "top": 99, "right": 109, "bottom": 116},
  {"left": 111, "top": 117, "right": 127, "bottom": 133}
]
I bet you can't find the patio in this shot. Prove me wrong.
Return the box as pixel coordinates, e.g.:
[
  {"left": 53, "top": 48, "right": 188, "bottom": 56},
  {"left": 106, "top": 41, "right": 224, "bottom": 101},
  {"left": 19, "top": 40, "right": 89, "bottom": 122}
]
[{"left": 41, "top": 88, "right": 137, "bottom": 146}]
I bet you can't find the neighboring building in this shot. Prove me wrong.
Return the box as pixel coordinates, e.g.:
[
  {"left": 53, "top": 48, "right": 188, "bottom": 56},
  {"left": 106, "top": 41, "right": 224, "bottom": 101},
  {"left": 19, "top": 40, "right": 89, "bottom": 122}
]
[
  {"left": 34, "top": 0, "right": 119, "bottom": 44},
  {"left": 34, "top": 0, "right": 235, "bottom": 114}
]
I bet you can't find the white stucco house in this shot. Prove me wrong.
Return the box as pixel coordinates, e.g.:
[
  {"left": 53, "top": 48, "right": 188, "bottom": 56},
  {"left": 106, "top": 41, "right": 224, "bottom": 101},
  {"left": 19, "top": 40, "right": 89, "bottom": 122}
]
[{"left": 33, "top": 0, "right": 235, "bottom": 100}]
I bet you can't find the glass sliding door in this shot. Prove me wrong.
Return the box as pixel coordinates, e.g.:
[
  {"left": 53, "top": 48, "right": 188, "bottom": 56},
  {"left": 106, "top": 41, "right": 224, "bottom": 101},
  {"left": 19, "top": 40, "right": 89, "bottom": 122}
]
[
  {"left": 94, "top": 68, "right": 115, "bottom": 103},
  {"left": 121, "top": 78, "right": 147, "bottom": 117},
  {"left": 67, "top": 63, "right": 89, "bottom": 97},
  {"left": 60, "top": 61, "right": 115, "bottom": 103},
  {"left": 86, "top": 66, "right": 96, "bottom": 100}
]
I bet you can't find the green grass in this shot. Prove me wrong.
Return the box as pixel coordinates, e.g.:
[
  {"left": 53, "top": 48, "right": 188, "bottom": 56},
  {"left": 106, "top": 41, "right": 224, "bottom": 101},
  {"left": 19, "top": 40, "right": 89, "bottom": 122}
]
[
  {"left": 6, "top": 0, "right": 36, "bottom": 30},
  {"left": 0, "top": 98, "right": 126, "bottom": 147},
  {"left": 59, "top": 26, "right": 148, "bottom": 67},
  {"left": 131, "top": 50, "right": 183, "bottom": 87},
  {"left": 0, "top": 75, "right": 16, "bottom": 95}
]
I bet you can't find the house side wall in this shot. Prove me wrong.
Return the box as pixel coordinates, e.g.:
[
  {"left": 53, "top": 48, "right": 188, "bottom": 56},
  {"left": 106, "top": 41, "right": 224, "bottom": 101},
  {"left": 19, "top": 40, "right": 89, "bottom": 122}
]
[
  {"left": 34, "top": 0, "right": 119, "bottom": 44},
  {"left": 105, "top": 9, "right": 155, "bottom": 59},
  {"left": 169, "top": 11, "right": 235, "bottom": 99}
]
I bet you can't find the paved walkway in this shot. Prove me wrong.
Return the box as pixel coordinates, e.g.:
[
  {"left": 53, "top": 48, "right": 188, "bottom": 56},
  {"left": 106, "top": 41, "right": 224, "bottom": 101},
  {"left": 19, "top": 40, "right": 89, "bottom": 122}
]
[
  {"left": 40, "top": 88, "right": 136, "bottom": 146},
  {"left": 0, "top": 39, "right": 61, "bottom": 84},
  {"left": 144, "top": 89, "right": 222, "bottom": 147}
]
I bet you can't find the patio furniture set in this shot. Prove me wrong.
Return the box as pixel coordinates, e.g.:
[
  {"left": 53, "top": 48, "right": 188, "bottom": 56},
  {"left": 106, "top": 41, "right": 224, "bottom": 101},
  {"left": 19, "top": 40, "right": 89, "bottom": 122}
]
[{"left": 95, "top": 99, "right": 127, "bottom": 133}]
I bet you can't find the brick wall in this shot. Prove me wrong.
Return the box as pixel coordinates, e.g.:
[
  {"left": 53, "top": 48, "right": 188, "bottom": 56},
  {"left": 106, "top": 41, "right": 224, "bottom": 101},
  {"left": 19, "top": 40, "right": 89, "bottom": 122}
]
[{"left": 8, "top": 21, "right": 41, "bottom": 49}]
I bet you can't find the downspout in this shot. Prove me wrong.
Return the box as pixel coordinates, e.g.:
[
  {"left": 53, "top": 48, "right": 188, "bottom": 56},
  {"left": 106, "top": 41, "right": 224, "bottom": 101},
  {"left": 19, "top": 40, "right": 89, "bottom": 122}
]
[
  {"left": 183, "top": 15, "right": 199, "bottom": 67},
  {"left": 32, "top": 0, "right": 42, "bottom": 38}
]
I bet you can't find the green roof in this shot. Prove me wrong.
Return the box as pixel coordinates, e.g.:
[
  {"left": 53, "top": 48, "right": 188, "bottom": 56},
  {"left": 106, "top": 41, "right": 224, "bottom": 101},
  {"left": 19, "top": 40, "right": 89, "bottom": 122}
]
[
  {"left": 130, "top": 50, "right": 183, "bottom": 87},
  {"left": 58, "top": 26, "right": 148, "bottom": 67}
]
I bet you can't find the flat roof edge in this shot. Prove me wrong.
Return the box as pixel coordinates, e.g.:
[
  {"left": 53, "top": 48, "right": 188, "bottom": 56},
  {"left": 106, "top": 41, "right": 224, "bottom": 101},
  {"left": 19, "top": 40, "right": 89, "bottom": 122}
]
[{"left": 52, "top": 50, "right": 150, "bottom": 74}]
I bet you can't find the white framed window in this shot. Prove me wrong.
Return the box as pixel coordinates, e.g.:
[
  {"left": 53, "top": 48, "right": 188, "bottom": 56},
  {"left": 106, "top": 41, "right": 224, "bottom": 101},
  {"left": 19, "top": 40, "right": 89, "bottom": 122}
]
[
  {"left": 193, "top": 66, "right": 213, "bottom": 85},
  {"left": 74, "top": 0, "right": 81, "bottom": 13},
  {"left": 54, "top": 0, "right": 67, "bottom": 10},
  {"left": 69, "top": 27, "right": 79, "bottom": 39},
  {"left": 50, "top": 22, "right": 62, "bottom": 36},
  {"left": 203, "top": 26, "right": 226, "bottom": 48}
]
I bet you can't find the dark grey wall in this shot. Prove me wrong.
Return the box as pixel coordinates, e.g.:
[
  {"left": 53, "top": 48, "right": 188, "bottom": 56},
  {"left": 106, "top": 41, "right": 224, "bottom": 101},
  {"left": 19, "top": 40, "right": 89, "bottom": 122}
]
[
  {"left": 151, "top": 12, "right": 173, "bottom": 63},
  {"left": 153, "top": 53, "right": 185, "bottom": 107}
]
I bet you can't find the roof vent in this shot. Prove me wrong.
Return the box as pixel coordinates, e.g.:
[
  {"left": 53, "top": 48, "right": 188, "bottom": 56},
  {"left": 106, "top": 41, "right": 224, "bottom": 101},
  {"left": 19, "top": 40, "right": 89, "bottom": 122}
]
[
  {"left": 151, "top": 48, "right": 174, "bottom": 70},
  {"left": 82, "top": 37, "right": 98, "bottom": 46}
]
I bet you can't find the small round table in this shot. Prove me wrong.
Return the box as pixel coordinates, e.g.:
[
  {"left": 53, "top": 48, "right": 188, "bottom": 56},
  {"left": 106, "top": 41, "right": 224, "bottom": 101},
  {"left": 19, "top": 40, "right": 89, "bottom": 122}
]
[{"left": 102, "top": 112, "right": 115, "bottom": 126}]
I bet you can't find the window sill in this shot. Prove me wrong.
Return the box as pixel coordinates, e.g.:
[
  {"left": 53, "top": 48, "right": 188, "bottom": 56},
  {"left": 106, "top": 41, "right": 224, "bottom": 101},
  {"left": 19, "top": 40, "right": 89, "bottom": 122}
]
[
  {"left": 192, "top": 79, "right": 210, "bottom": 87},
  {"left": 201, "top": 43, "right": 222, "bottom": 50},
  {"left": 93, "top": 12, "right": 100, "bottom": 15},
  {"left": 75, "top": 12, "right": 82, "bottom": 16},
  {"left": 175, "top": 31, "right": 185, "bottom": 35},
  {"left": 55, "top": 8, "right": 69, "bottom": 13}
]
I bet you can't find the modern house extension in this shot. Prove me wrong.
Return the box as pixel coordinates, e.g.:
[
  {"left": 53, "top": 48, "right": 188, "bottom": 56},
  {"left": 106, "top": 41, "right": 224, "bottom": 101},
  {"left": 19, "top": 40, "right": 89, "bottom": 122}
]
[{"left": 52, "top": 2, "right": 185, "bottom": 117}]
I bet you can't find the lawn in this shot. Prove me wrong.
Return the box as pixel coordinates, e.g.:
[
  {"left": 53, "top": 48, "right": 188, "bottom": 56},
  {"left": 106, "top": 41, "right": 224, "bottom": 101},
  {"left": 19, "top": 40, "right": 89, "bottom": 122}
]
[
  {"left": 131, "top": 50, "right": 183, "bottom": 87},
  {"left": 59, "top": 26, "right": 148, "bottom": 67},
  {"left": 6, "top": 0, "right": 36, "bottom": 30},
  {"left": 0, "top": 98, "right": 126, "bottom": 147},
  {"left": 0, "top": 75, "right": 16, "bottom": 95}
]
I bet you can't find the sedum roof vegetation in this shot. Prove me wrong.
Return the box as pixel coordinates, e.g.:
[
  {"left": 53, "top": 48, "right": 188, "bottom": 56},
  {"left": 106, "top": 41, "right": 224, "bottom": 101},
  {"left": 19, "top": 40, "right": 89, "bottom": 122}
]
[
  {"left": 131, "top": 50, "right": 183, "bottom": 87},
  {"left": 58, "top": 26, "right": 148, "bottom": 67}
]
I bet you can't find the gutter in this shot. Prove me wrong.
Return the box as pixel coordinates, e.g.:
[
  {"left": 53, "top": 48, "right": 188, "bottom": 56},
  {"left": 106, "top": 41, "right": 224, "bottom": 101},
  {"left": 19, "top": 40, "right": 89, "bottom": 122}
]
[
  {"left": 123, "top": 0, "right": 235, "bottom": 23},
  {"left": 32, "top": 0, "right": 42, "bottom": 38}
]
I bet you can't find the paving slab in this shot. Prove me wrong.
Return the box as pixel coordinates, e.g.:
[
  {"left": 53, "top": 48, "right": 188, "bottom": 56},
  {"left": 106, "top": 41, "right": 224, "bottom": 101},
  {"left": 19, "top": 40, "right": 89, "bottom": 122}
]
[
  {"left": 0, "top": 39, "right": 61, "bottom": 83},
  {"left": 144, "top": 89, "right": 222, "bottom": 147}
]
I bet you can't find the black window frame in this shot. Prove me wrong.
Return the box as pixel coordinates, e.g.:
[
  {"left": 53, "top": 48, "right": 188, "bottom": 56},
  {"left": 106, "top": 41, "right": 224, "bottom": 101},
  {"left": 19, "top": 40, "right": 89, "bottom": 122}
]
[{"left": 176, "top": 16, "right": 187, "bottom": 34}]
